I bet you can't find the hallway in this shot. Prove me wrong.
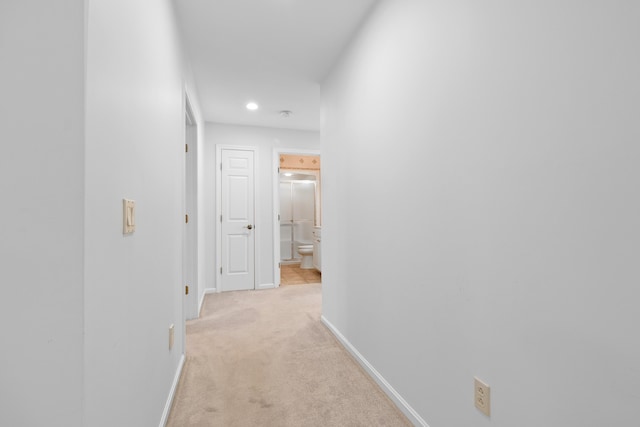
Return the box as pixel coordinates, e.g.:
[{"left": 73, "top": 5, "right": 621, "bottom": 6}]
[{"left": 167, "top": 284, "right": 410, "bottom": 426}]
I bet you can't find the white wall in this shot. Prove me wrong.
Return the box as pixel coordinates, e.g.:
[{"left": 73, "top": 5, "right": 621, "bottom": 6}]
[
  {"left": 1, "top": 2, "right": 200, "bottom": 425},
  {"left": 85, "top": 1, "right": 190, "bottom": 425},
  {"left": 322, "top": 1, "right": 640, "bottom": 426},
  {"left": 206, "top": 123, "right": 320, "bottom": 289},
  {"left": 0, "top": 1, "right": 85, "bottom": 426}
]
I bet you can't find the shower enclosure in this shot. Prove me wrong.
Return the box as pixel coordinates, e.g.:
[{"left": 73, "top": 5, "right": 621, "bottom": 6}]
[{"left": 279, "top": 175, "right": 316, "bottom": 263}]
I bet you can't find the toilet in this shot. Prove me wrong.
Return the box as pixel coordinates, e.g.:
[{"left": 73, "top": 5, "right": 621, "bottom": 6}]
[{"left": 297, "top": 244, "right": 314, "bottom": 269}]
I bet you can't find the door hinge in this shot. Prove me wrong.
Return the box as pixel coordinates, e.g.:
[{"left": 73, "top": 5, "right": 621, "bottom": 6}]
[
  {"left": 278, "top": 167, "right": 280, "bottom": 173},
  {"left": 185, "top": 214, "right": 189, "bottom": 223},
  {"left": 220, "top": 163, "right": 222, "bottom": 170},
  {"left": 185, "top": 285, "right": 189, "bottom": 295},
  {"left": 220, "top": 214, "right": 223, "bottom": 222},
  {"left": 278, "top": 214, "right": 280, "bottom": 221},
  {"left": 220, "top": 267, "right": 223, "bottom": 274},
  {"left": 185, "top": 144, "right": 188, "bottom": 153}
]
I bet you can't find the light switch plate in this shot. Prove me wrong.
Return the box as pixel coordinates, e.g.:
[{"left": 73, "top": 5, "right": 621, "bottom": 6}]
[{"left": 123, "top": 199, "right": 135, "bottom": 234}]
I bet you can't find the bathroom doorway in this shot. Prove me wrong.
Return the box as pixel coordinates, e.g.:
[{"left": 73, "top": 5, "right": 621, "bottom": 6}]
[
  {"left": 273, "top": 149, "right": 321, "bottom": 286},
  {"left": 279, "top": 172, "right": 320, "bottom": 285}
]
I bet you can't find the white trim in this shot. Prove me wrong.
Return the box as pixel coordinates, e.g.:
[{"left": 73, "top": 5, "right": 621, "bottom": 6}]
[
  {"left": 250, "top": 146, "right": 260, "bottom": 291},
  {"left": 321, "top": 316, "right": 429, "bottom": 427},
  {"left": 216, "top": 145, "right": 258, "bottom": 293},
  {"left": 198, "top": 291, "right": 206, "bottom": 316},
  {"left": 185, "top": 91, "right": 196, "bottom": 125},
  {"left": 216, "top": 145, "right": 221, "bottom": 293},
  {"left": 198, "top": 288, "right": 216, "bottom": 316},
  {"left": 184, "top": 92, "right": 199, "bottom": 320},
  {"left": 159, "top": 354, "right": 185, "bottom": 427},
  {"left": 272, "top": 148, "right": 321, "bottom": 289},
  {"left": 257, "top": 282, "right": 275, "bottom": 290}
]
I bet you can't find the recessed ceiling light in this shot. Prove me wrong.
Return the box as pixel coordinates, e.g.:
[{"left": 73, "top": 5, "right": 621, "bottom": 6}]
[
  {"left": 246, "top": 102, "right": 259, "bottom": 111},
  {"left": 284, "top": 172, "right": 293, "bottom": 177}
]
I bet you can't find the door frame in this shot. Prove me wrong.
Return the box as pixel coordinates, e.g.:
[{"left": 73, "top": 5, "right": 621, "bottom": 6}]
[
  {"left": 272, "top": 148, "right": 321, "bottom": 287},
  {"left": 183, "top": 94, "right": 199, "bottom": 319},
  {"left": 216, "top": 144, "right": 258, "bottom": 293}
]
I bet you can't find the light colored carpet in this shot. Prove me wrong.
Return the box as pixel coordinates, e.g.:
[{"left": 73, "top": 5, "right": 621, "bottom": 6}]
[{"left": 167, "top": 283, "right": 412, "bottom": 426}]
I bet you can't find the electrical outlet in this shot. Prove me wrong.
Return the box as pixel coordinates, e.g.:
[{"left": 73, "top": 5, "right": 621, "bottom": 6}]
[
  {"left": 474, "top": 377, "right": 491, "bottom": 416},
  {"left": 169, "top": 324, "right": 175, "bottom": 350}
]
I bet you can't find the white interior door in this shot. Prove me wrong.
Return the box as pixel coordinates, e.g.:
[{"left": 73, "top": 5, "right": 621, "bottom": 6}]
[{"left": 221, "top": 149, "right": 255, "bottom": 291}]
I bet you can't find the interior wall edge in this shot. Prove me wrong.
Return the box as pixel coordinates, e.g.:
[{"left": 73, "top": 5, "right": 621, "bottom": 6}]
[
  {"left": 321, "top": 316, "right": 429, "bottom": 427},
  {"left": 158, "top": 354, "right": 185, "bottom": 427}
]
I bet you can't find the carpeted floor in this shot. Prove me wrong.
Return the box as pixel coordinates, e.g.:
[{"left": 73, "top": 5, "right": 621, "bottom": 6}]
[{"left": 166, "top": 283, "right": 411, "bottom": 426}]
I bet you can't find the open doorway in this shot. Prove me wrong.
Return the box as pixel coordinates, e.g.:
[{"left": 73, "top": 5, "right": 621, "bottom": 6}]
[{"left": 273, "top": 149, "right": 321, "bottom": 286}]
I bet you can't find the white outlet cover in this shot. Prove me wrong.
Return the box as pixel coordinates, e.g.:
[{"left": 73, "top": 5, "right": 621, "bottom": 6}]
[{"left": 474, "top": 377, "right": 491, "bottom": 417}]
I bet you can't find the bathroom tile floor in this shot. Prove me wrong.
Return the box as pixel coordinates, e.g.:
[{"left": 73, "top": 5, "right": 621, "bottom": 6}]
[{"left": 280, "top": 263, "right": 321, "bottom": 285}]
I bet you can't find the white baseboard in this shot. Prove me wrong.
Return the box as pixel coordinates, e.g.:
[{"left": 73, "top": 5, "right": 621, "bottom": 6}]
[
  {"left": 198, "top": 289, "right": 217, "bottom": 316},
  {"left": 159, "top": 354, "right": 185, "bottom": 427},
  {"left": 257, "top": 283, "right": 275, "bottom": 290},
  {"left": 321, "top": 316, "right": 429, "bottom": 427},
  {"left": 198, "top": 292, "right": 206, "bottom": 317}
]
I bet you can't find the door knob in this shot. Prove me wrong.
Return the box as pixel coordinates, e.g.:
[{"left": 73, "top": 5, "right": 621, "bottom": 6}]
[{"left": 245, "top": 224, "right": 253, "bottom": 230}]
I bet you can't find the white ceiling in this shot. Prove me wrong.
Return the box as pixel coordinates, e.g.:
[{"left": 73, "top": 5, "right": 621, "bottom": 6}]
[{"left": 174, "top": 0, "right": 377, "bottom": 131}]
